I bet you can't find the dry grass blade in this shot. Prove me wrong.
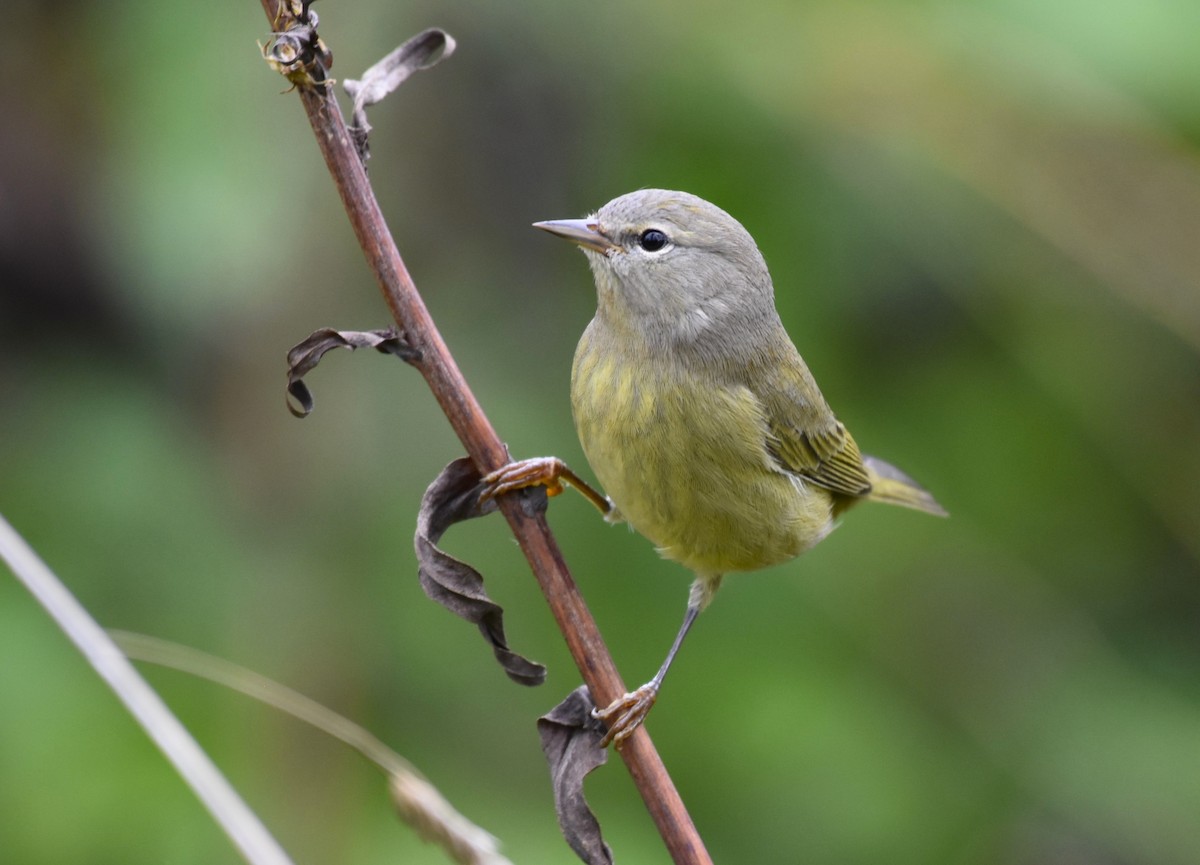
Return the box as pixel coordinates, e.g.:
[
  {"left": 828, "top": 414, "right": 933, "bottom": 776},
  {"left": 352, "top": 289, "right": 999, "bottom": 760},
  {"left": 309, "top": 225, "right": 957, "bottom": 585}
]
[{"left": 113, "top": 631, "right": 513, "bottom": 865}]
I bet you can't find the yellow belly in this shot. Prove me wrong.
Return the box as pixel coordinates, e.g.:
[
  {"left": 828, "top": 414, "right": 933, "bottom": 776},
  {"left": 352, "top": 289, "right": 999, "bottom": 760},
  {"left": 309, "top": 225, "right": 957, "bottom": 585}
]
[{"left": 571, "top": 337, "right": 834, "bottom": 576}]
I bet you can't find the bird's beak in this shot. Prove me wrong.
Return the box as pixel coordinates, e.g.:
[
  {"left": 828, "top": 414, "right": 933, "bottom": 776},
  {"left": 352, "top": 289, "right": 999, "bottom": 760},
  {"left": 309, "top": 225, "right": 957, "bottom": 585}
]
[{"left": 532, "top": 218, "right": 620, "bottom": 255}]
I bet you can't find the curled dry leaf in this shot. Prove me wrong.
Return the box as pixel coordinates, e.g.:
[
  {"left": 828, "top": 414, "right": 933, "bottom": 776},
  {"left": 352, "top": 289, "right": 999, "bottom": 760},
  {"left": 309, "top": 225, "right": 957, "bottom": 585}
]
[
  {"left": 415, "top": 457, "right": 547, "bottom": 686},
  {"left": 538, "top": 687, "right": 613, "bottom": 865},
  {"left": 285, "top": 326, "right": 420, "bottom": 417},
  {"left": 343, "top": 28, "right": 457, "bottom": 160}
]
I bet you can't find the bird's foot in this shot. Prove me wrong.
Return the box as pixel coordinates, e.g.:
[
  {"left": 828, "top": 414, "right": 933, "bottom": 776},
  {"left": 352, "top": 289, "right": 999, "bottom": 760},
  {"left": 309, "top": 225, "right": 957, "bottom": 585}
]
[
  {"left": 480, "top": 457, "right": 612, "bottom": 516},
  {"left": 480, "top": 456, "right": 569, "bottom": 502},
  {"left": 593, "top": 684, "right": 658, "bottom": 748}
]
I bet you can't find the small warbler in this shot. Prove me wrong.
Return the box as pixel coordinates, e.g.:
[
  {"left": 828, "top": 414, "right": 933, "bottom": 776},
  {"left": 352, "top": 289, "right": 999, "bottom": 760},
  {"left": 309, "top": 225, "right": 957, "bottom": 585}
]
[{"left": 487, "top": 189, "right": 945, "bottom": 746}]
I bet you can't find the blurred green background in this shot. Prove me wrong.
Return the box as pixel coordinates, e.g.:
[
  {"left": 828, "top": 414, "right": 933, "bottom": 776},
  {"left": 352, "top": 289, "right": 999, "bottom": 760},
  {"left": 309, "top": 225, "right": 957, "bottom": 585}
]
[{"left": 3, "top": 0, "right": 1200, "bottom": 862}]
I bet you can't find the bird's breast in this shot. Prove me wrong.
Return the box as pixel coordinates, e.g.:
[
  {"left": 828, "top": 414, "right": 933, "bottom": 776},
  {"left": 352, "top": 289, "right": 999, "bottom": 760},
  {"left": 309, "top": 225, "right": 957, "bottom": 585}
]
[{"left": 571, "top": 327, "right": 834, "bottom": 575}]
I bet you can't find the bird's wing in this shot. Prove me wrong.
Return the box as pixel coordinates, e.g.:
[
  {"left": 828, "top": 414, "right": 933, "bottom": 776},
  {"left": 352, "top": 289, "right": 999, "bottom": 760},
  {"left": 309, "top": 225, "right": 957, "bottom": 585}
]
[
  {"left": 767, "top": 415, "right": 872, "bottom": 496},
  {"left": 749, "top": 349, "right": 873, "bottom": 498}
]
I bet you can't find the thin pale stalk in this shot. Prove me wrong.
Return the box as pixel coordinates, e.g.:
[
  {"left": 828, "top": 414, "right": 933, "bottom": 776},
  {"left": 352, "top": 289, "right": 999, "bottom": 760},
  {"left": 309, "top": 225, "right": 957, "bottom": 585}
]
[{"left": 0, "top": 516, "right": 294, "bottom": 865}]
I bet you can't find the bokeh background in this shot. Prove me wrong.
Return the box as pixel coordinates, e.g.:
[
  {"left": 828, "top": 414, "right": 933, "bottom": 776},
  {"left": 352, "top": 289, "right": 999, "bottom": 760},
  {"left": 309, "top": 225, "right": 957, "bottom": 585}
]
[{"left": 3, "top": 0, "right": 1200, "bottom": 862}]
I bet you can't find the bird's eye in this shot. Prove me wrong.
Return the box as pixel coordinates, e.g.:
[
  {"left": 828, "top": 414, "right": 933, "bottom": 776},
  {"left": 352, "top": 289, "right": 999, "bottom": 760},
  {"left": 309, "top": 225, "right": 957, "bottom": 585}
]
[{"left": 637, "top": 229, "right": 669, "bottom": 252}]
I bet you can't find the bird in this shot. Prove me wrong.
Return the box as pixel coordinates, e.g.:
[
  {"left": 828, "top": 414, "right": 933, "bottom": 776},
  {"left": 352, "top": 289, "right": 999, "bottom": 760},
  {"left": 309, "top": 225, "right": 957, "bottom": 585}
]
[{"left": 484, "top": 189, "right": 945, "bottom": 747}]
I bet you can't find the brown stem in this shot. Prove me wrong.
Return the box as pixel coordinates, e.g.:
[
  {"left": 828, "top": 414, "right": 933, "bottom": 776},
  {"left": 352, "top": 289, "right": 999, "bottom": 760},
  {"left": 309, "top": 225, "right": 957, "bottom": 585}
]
[{"left": 255, "top": 3, "right": 712, "bottom": 863}]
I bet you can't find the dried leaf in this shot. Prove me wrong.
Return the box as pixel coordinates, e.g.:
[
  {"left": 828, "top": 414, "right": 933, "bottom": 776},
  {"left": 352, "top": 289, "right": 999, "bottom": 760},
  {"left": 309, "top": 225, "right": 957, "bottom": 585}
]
[
  {"left": 285, "top": 326, "right": 419, "bottom": 418},
  {"left": 537, "top": 687, "right": 612, "bottom": 865},
  {"left": 415, "top": 458, "right": 547, "bottom": 686},
  {"left": 343, "top": 28, "right": 457, "bottom": 160}
]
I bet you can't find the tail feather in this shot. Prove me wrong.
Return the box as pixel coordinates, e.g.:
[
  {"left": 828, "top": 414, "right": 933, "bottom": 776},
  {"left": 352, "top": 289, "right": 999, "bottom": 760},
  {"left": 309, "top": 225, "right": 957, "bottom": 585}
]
[{"left": 862, "top": 455, "right": 948, "bottom": 517}]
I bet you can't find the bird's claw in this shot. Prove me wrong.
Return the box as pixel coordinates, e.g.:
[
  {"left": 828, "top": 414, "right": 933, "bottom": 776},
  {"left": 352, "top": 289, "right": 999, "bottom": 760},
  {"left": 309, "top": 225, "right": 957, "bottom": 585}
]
[
  {"left": 480, "top": 457, "right": 567, "bottom": 503},
  {"left": 593, "top": 684, "right": 658, "bottom": 748}
]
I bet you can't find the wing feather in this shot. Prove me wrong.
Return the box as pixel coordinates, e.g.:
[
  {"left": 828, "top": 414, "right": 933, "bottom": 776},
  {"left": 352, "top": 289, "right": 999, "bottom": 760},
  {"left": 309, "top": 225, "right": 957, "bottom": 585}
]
[{"left": 746, "top": 339, "right": 872, "bottom": 498}]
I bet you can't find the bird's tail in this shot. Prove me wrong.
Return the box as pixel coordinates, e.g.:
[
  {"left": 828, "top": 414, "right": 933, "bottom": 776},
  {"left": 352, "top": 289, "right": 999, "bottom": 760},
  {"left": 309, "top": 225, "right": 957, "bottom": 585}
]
[{"left": 862, "top": 455, "right": 948, "bottom": 517}]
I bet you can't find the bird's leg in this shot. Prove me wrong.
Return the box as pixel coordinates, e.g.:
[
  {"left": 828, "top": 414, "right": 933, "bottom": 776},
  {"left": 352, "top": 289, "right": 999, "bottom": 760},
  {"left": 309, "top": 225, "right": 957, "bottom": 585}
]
[
  {"left": 593, "top": 604, "right": 700, "bottom": 748},
  {"left": 594, "top": 577, "right": 720, "bottom": 747},
  {"left": 480, "top": 456, "right": 613, "bottom": 517}
]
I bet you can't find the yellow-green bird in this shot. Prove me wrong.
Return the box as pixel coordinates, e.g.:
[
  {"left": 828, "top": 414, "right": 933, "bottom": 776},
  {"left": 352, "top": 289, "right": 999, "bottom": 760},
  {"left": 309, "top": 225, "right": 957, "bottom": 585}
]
[{"left": 487, "top": 189, "right": 945, "bottom": 746}]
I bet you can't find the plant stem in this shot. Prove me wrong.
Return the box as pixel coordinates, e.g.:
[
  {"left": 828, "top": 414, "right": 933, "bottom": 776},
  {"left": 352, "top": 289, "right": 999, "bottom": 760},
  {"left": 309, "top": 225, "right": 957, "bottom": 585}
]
[{"left": 254, "top": 3, "right": 712, "bottom": 862}]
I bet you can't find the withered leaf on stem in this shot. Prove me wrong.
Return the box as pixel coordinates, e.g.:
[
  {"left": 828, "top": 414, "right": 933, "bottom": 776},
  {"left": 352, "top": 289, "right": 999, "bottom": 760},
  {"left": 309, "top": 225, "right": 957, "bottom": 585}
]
[
  {"left": 538, "top": 687, "right": 613, "bottom": 865},
  {"left": 286, "top": 326, "right": 420, "bottom": 418},
  {"left": 415, "top": 458, "right": 547, "bottom": 687},
  {"left": 343, "top": 28, "right": 457, "bottom": 161}
]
